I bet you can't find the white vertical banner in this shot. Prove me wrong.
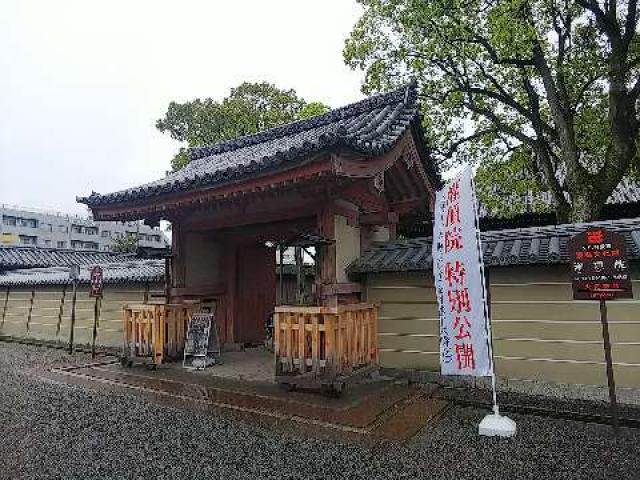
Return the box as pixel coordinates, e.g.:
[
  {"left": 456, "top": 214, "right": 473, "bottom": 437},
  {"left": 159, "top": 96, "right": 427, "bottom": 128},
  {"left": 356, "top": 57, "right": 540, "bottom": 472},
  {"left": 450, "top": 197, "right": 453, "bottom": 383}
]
[{"left": 432, "top": 166, "right": 492, "bottom": 376}]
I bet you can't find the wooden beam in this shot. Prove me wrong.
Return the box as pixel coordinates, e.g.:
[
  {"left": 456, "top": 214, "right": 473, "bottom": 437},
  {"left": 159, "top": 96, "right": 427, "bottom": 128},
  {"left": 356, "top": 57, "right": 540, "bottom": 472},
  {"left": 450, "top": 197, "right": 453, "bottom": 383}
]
[
  {"left": 318, "top": 283, "right": 362, "bottom": 297},
  {"left": 360, "top": 212, "right": 399, "bottom": 225},
  {"left": 331, "top": 132, "right": 411, "bottom": 178},
  {"left": 389, "top": 197, "right": 428, "bottom": 214},
  {"left": 169, "top": 284, "right": 226, "bottom": 298},
  {"left": 339, "top": 180, "right": 388, "bottom": 213}
]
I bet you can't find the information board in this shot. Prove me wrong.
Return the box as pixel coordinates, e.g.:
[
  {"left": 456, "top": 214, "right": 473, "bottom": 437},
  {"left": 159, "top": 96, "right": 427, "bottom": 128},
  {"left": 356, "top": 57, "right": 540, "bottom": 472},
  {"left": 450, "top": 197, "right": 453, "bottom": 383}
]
[
  {"left": 89, "top": 266, "right": 103, "bottom": 298},
  {"left": 569, "top": 228, "right": 633, "bottom": 300},
  {"left": 183, "top": 313, "right": 221, "bottom": 369}
]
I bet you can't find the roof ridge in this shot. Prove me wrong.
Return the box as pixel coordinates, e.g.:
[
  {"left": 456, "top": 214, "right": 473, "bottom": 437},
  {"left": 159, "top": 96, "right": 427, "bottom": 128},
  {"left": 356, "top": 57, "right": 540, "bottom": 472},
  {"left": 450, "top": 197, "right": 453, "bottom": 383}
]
[{"left": 189, "top": 83, "right": 418, "bottom": 162}]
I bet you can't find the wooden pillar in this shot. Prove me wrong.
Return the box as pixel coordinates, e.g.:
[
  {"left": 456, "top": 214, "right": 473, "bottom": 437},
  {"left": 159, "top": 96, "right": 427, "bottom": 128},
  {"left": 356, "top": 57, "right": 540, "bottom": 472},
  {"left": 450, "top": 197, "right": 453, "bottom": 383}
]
[
  {"left": 295, "top": 247, "right": 304, "bottom": 305},
  {"left": 55, "top": 285, "right": 67, "bottom": 338},
  {"left": 172, "top": 223, "right": 186, "bottom": 289},
  {"left": 317, "top": 208, "right": 336, "bottom": 307},
  {"left": 25, "top": 287, "right": 35, "bottom": 333},
  {"left": 164, "top": 256, "right": 172, "bottom": 303},
  {"left": 225, "top": 243, "right": 237, "bottom": 344},
  {"left": 1, "top": 286, "right": 9, "bottom": 331}
]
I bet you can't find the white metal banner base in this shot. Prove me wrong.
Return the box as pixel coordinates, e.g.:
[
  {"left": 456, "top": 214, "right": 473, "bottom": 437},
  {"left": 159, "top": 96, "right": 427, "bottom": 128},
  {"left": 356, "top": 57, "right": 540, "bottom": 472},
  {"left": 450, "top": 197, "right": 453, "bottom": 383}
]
[{"left": 478, "top": 413, "right": 517, "bottom": 437}]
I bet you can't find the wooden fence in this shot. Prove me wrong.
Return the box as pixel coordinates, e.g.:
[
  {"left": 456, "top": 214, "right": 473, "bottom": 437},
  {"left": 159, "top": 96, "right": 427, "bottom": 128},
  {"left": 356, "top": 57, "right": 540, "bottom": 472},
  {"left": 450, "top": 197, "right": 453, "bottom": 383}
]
[
  {"left": 0, "top": 283, "right": 164, "bottom": 349},
  {"left": 122, "top": 303, "right": 198, "bottom": 365},
  {"left": 273, "top": 303, "right": 378, "bottom": 385}
]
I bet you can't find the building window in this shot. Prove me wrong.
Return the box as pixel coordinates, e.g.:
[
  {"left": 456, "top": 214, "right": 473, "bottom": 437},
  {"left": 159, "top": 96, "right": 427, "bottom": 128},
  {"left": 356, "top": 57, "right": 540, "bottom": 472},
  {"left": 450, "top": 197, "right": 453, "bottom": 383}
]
[
  {"left": 43, "top": 239, "right": 51, "bottom": 247},
  {"left": 19, "top": 235, "right": 38, "bottom": 245},
  {"left": 18, "top": 218, "right": 38, "bottom": 228},
  {"left": 85, "top": 241, "right": 98, "bottom": 250},
  {"left": 2, "top": 215, "right": 17, "bottom": 226},
  {"left": 57, "top": 241, "right": 66, "bottom": 248},
  {"left": 101, "top": 230, "right": 111, "bottom": 238},
  {"left": 41, "top": 223, "right": 53, "bottom": 232},
  {"left": 86, "top": 226, "right": 98, "bottom": 235},
  {"left": 58, "top": 225, "right": 68, "bottom": 233}
]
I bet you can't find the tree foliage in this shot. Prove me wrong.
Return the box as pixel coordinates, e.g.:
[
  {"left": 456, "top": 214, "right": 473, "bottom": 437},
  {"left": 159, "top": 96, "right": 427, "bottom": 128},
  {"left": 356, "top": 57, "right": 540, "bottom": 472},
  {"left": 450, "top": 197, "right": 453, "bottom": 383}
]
[
  {"left": 157, "top": 82, "right": 330, "bottom": 171},
  {"left": 110, "top": 233, "right": 138, "bottom": 254},
  {"left": 345, "top": 0, "right": 640, "bottom": 222}
]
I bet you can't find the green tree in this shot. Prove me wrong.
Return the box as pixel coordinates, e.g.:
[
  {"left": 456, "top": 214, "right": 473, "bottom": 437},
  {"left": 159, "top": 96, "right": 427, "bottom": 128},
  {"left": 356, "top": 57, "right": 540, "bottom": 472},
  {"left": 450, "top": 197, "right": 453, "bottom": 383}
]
[
  {"left": 157, "top": 82, "right": 330, "bottom": 171},
  {"left": 111, "top": 233, "right": 138, "bottom": 254},
  {"left": 344, "top": 0, "right": 640, "bottom": 222}
]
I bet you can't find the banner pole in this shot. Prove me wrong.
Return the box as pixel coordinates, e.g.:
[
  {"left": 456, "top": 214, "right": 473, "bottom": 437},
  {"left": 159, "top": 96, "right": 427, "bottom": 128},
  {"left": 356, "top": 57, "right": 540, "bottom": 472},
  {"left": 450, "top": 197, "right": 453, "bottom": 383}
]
[{"left": 470, "top": 172, "right": 514, "bottom": 436}]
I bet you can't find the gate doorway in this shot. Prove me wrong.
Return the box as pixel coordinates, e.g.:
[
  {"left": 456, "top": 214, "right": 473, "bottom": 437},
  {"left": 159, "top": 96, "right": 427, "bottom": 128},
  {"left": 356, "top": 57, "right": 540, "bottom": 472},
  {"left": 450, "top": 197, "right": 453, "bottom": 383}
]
[{"left": 235, "top": 244, "right": 276, "bottom": 345}]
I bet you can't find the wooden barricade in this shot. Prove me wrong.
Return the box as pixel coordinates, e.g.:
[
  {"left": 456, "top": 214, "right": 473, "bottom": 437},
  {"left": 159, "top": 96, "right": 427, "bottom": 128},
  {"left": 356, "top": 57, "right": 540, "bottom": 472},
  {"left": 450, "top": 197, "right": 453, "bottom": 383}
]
[
  {"left": 273, "top": 303, "right": 378, "bottom": 387},
  {"left": 122, "top": 303, "right": 198, "bottom": 365}
]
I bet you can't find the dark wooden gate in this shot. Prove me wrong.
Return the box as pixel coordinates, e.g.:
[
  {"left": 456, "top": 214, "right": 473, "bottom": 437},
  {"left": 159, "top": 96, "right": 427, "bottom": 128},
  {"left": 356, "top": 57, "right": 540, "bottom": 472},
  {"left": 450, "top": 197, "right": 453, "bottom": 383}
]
[{"left": 235, "top": 244, "right": 276, "bottom": 344}]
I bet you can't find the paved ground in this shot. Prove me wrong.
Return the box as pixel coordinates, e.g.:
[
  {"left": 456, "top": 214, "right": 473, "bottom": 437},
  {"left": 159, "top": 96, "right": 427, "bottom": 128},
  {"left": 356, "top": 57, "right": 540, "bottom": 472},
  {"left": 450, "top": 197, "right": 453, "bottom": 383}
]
[{"left": 0, "top": 342, "right": 639, "bottom": 480}]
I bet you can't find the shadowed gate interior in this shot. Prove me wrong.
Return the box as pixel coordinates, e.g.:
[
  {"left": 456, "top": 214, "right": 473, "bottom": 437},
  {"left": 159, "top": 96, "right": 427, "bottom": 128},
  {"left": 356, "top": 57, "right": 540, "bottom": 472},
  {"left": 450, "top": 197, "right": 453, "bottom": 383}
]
[{"left": 235, "top": 244, "right": 276, "bottom": 345}]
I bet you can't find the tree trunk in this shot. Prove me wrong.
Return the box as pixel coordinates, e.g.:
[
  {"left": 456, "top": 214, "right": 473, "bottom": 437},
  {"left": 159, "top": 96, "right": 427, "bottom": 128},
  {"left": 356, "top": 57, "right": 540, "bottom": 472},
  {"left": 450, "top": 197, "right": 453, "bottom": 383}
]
[{"left": 569, "top": 190, "right": 603, "bottom": 224}]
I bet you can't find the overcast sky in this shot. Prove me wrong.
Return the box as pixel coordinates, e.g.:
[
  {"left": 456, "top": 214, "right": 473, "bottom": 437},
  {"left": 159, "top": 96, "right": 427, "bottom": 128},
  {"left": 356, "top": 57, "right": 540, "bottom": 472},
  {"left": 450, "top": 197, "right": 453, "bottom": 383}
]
[{"left": 0, "top": 1, "right": 364, "bottom": 215}]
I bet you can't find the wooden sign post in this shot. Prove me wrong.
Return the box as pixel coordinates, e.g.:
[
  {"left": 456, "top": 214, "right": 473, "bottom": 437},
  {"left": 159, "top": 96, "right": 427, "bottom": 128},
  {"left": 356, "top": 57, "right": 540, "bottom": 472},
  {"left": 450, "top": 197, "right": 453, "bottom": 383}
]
[
  {"left": 569, "top": 228, "right": 633, "bottom": 434},
  {"left": 89, "top": 266, "right": 104, "bottom": 359},
  {"left": 67, "top": 265, "right": 80, "bottom": 354}
]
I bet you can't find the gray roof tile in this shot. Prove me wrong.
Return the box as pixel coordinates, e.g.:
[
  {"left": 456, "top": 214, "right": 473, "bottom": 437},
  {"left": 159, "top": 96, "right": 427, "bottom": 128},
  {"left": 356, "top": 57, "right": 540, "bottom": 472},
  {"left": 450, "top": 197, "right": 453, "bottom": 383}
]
[
  {"left": 79, "top": 84, "right": 439, "bottom": 207},
  {"left": 0, "top": 260, "right": 165, "bottom": 287},
  {"left": 0, "top": 246, "right": 135, "bottom": 270},
  {"left": 349, "top": 217, "right": 640, "bottom": 274}
]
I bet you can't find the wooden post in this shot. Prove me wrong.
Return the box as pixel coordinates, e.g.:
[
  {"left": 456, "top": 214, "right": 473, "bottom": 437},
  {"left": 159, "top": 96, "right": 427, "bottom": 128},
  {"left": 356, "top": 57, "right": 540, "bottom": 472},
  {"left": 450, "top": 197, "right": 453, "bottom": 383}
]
[
  {"left": 68, "top": 279, "right": 78, "bottom": 354},
  {"left": 599, "top": 299, "right": 619, "bottom": 434},
  {"left": 164, "top": 256, "right": 172, "bottom": 303},
  {"left": 1, "top": 286, "right": 9, "bottom": 331},
  {"left": 225, "top": 244, "right": 237, "bottom": 344},
  {"left": 298, "top": 313, "right": 306, "bottom": 373},
  {"left": 295, "top": 247, "right": 304, "bottom": 305},
  {"left": 273, "top": 312, "right": 282, "bottom": 375},
  {"left": 143, "top": 281, "right": 150, "bottom": 304},
  {"left": 55, "top": 285, "right": 67, "bottom": 338},
  {"left": 279, "top": 244, "right": 284, "bottom": 305},
  {"left": 91, "top": 296, "right": 101, "bottom": 359},
  {"left": 25, "top": 287, "right": 35, "bottom": 333}
]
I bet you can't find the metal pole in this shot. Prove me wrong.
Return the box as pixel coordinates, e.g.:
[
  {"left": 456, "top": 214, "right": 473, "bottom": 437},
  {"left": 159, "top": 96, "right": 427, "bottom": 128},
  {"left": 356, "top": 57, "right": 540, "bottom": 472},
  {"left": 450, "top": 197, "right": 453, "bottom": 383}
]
[
  {"left": 68, "top": 279, "right": 77, "bottom": 354},
  {"left": 484, "top": 266, "right": 499, "bottom": 415},
  {"left": 599, "top": 299, "right": 619, "bottom": 434}
]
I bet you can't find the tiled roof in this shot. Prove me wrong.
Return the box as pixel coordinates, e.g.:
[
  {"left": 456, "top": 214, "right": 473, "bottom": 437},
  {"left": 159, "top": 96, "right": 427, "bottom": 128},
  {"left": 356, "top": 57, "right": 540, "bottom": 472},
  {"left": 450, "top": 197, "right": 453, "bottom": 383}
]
[
  {"left": 479, "top": 177, "right": 640, "bottom": 218},
  {"left": 349, "top": 218, "right": 640, "bottom": 274},
  {"left": 79, "top": 84, "right": 438, "bottom": 207},
  {"left": 0, "top": 246, "right": 134, "bottom": 270},
  {"left": 0, "top": 260, "right": 165, "bottom": 287}
]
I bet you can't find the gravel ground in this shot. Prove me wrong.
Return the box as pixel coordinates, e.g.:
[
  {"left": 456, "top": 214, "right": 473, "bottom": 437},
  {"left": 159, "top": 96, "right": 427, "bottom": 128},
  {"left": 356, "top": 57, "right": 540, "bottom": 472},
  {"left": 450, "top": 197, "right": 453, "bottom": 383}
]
[{"left": 1, "top": 342, "right": 639, "bottom": 480}]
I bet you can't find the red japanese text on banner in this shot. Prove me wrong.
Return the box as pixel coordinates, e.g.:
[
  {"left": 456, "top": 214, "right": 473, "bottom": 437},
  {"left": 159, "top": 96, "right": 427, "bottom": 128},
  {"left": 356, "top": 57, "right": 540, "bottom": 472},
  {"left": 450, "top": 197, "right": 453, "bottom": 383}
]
[{"left": 432, "top": 166, "right": 492, "bottom": 376}]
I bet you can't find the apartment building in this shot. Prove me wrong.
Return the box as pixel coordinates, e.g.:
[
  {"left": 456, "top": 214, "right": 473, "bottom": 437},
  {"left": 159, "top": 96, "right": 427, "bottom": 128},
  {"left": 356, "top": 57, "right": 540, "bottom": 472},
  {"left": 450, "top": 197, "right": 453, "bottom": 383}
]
[{"left": 0, "top": 205, "right": 169, "bottom": 251}]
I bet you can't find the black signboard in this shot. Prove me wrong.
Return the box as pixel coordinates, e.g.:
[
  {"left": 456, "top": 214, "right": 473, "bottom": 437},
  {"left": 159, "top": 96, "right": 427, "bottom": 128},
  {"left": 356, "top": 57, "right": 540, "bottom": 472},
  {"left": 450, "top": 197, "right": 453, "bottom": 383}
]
[
  {"left": 183, "top": 313, "right": 221, "bottom": 369},
  {"left": 568, "top": 227, "right": 634, "bottom": 434},
  {"left": 89, "top": 266, "right": 104, "bottom": 298},
  {"left": 568, "top": 228, "right": 633, "bottom": 300}
]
